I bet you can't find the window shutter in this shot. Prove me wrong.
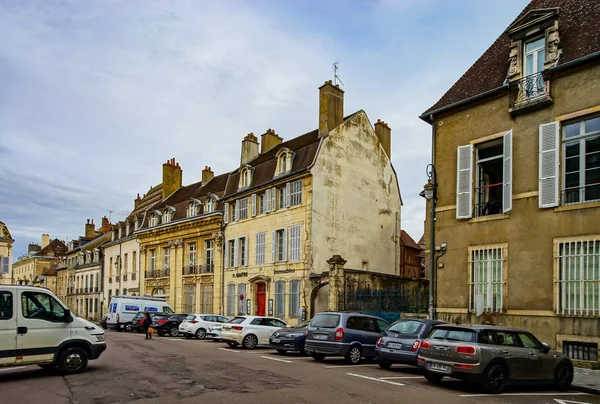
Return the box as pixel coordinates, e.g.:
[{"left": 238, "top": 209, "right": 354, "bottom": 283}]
[
  {"left": 233, "top": 239, "right": 239, "bottom": 268},
  {"left": 272, "top": 231, "right": 276, "bottom": 263},
  {"left": 224, "top": 241, "right": 229, "bottom": 269},
  {"left": 502, "top": 130, "right": 513, "bottom": 213},
  {"left": 539, "top": 122, "right": 560, "bottom": 208},
  {"left": 224, "top": 203, "right": 229, "bottom": 223},
  {"left": 271, "top": 187, "right": 277, "bottom": 211},
  {"left": 456, "top": 144, "right": 473, "bottom": 219},
  {"left": 266, "top": 189, "right": 271, "bottom": 212},
  {"left": 234, "top": 200, "right": 240, "bottom": 222},
  {"left": 285, "top": 183, "right": 291, "bottom": 208},
  {"left": 255, "top": 234, "right": 260, "bottom": 265},
  {"left": 244, "top": 237, "right": 248, "bottom": 266},
  {"left": 282, "top": 228, "right": 288, "bottom": 262},
  {"left": 251, "top": 194, "right": 256, "bottom": 216}
]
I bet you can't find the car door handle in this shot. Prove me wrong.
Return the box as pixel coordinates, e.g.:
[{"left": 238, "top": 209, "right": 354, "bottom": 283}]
[
  {"left": 17, "top": 327, "right": 27, "bottom": 335},
  {"left": 528, "top": 352, "right": 537, "bottom": 357},
  {"left": 502, "top": 350, "right": 510, "bottom": 355}
]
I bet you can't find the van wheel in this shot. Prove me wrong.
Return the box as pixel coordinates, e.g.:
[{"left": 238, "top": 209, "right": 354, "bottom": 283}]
[
  {"left": 483, "top": 364, "right": 507, "bottom": 394},
  {"left": 58, "top": 347, "right": 89, "bottom": 375},
  {"left": 345, "top": 346, "right": 362, "bottom": 365}
]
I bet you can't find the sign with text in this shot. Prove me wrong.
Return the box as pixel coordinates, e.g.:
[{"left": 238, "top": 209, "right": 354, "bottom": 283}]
[{"left": 124, "top": 305, "right": 140, "bottom": 312}]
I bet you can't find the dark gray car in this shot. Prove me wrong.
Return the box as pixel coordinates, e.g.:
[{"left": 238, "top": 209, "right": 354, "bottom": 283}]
[
  {"left": 304, "top": 312, "right": 390, "bottom": 365},
  {"left": 417, "top": 324, "right": 574, "bottom": 394}
]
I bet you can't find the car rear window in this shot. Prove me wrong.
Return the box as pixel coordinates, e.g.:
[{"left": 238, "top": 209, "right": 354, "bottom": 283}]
[
  {"left": 430, "top": 327, "right": 477, "bottom": 342},
  {"left": 310, "top": 313, "right": 340, "bottom": 328},
  {"left": 154, "top": 315, "right": 170, "bottom": 321},
  {"left": 293, "top": 320, "right": 311, "bottom": 329},
  {"left": 185, "top": 315, "right": 197, "bottom": 321},
  {"left": 228, "top": 317, "right": 246, "bottom": 324},
  {"left": 388, "top": 320, "right": 424, "bottom": 334}
]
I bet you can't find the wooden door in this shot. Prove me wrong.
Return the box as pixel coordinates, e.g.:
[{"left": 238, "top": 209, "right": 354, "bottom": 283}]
[{"left": 256, "top": 283, "right": 266, "bottom": 316}]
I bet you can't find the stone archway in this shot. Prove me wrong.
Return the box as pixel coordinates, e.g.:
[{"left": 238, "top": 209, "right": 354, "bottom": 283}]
[{"left": 310, "top": 282, "right": 329, "bottom": 318}]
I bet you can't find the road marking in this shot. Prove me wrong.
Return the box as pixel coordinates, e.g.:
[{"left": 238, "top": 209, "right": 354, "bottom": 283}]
[
  {"left": 0, "top": 366, "right": 27, "bottom": 373},
  {"left": 346, "top": 373, "right": 405, "bottom": 386},
  {"left": 324, "top": 364, "right": 380, "bottom": 369},
  {"left": 458, "top": 392, "right": 590, "bottom": 397},
  {"left": 260, "top": 356, "right": 293, "bottom": 363},
  {"left": 166, "top": 338, "right": 187, "bottom": 341},
  {"left": 218, "top": 347, "right": 241, "bottom": 353},
  {"left": 379, "top": 376, "right": 423, "bottom": 379}
]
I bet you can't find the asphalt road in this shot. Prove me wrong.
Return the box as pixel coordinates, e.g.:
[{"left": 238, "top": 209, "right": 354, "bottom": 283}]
[{"left": 1, "top": 331, "right": 599, "bottom": 404}]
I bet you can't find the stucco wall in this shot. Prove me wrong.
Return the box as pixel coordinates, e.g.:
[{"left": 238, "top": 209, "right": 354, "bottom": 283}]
[
  {"left": 311, "top": 111, "right": 401, "bottom": 275},
  {"left": 103, "top": 238, "right": 142, "bottom": 313},
  {"left": 0, "top": 240, "right": 12, "bottom": 285}
]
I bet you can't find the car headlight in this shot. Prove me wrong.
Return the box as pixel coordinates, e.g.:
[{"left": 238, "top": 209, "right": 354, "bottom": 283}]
[
  {"left": 286, "top": 333, "right": 300, "bottom": 338},
  {"left": 94, "top": 334, "right": 105, "bottom": 342}
]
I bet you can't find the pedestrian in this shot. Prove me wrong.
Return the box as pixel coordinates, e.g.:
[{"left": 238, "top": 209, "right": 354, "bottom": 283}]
[{"left": 143, "top": 312, "right": 152, "bottom": 340}]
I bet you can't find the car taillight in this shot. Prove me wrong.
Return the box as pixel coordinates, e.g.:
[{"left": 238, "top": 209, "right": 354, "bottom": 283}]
[
  {"left": 454, "top": 364, "right": 474, "bottom": 369},
  {"left": 421, "top": 340, "right": 431, "bottom": 349},
  {"left": 455, "top": 346, "right": 476, "bottom": 355},
  {"left": 190, "top": 320, "right": 198, "bottom": 324},
  {"left": 232, "top": 326, "right": 243, "bottom": 331},
  {"left": 376, "top": 338, "right": 382, "bottom": 348},
  {"left": 157, "top": 320, "right": 168, "bottom": 324},
  {"left": 417, "top": 356, "right": 425, "bottom": 362},
  {"left": 305, "top": 329, "right": 308, "bottom": 338},
  {"left": 335, "top": 328, "right": 344, "bottom": 341},
  {"left": 411, "top": 340, "right": 421, "bottom": 352}
]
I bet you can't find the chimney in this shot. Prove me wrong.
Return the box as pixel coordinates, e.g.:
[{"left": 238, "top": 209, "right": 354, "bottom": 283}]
[
  {"left": 240, "top": 132, "right": 259, "bottom": 165},
  {"left": 202, "top": 166, "right": 214, "bottom": 184},
  {"left": 134, "top": 193, "right": 141, "bottom": 208},
  {"left": 28, "top": 243, "right": 41, "bottom": 253},
  {"left": 162, "top": 158, "right": 183, "bottom": 199},
  {"left": 260, "top": 128, "right": 283, "bottom": 153},
  {"left": 318, "top": 80, "right": 344, "bottom": 136},
  {"left": 374, "top": 119, "right": 392, "bottom": 158},
  {"left": 41, "top": 234, "right": 50, "bottom": 249},
  {"left": 102, "top": 216, "right": 111, "bottom": 234},
  {"left": 85, "top": 219, "right": 95, "bottom": 238}
]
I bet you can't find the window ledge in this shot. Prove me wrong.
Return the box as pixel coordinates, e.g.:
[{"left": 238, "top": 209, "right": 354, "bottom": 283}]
[
  {"left": 468, "top": 214, "right": 509, "bottom": 223},
  {"left": 554, "top": 201, "right": 600, "bottom": 213}
]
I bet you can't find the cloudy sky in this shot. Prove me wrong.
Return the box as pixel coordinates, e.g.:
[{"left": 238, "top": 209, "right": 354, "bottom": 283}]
[{"left": 0, "top": 0, "right": 529, "bottom": 259}]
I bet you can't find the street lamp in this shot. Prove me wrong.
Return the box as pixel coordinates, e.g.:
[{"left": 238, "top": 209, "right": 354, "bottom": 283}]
[{"left": 421, "top": 164, "right": 437, "bottom": 320}]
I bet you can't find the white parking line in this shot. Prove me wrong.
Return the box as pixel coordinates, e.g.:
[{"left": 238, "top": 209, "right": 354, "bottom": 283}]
[
  {"left": 379, "top": 376, "right": 423, "bottom": 380},
  {"left": 260, "top": 356, "right": 293, "bottom": 363},
  {"left": 218, "top": 347, "right": 241, "bottom": 353},
  {"left": 0, "top": 366, "right": 27, "bottom": 373},
  {"left": 458, "top": 392, "right": 590, "bottom": 397},
  {"left": 346, "top": 373, "right": 405, "bottom": 386},
  {"left": 324, "top": 364, "right": 380, "bottom": 369}
]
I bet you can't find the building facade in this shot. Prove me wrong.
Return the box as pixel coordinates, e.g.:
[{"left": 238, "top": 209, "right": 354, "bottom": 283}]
[
  {"left": 421, "top": 0, "right": 600, "bottom": 366},
  {"left": 0, "top": 221, "right": 14, "bottom": 285},
  {"left": 12, "top": 235, "right": 67, "bottom": 286}
]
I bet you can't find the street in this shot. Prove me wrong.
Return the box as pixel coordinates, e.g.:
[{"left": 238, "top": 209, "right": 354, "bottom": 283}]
[{"left": 1, "top": 331, "right": 598, "bottom": 404}]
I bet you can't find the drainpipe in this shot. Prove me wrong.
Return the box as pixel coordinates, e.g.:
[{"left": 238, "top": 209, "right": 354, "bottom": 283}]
[
  {"left": 429, "top": 114, "right": 436, "bottom": 321},
  {"left": 221, "top": 220, "right": 225, "bottom": 316}
]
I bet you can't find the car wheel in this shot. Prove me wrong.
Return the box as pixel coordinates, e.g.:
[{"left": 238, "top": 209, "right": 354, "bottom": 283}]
[
  {"left": 57, "top": 347, "right": 89, "bottom": 375},
  {"left": 169, "top": 327, "right": 179, "bottom": 337},
  {"left": 311, "top": 353, "right": 326, "bottom": 362},
  {"left": 554, "top": 363, "right": 574, "bottom": 391},
  {"left": 196, "top": 328, "right": 207, "bottom": 340},
  {"left": 276, "top": 349, "right": 287, "bottom": 355},
  {"left": 424, "top": 371, "right": 444, "bottom": 383},
  {"left": 483, "top": 364, "right": 507, "bottom": 394},
  {"left": 242, "top": 334, "right": 258, "bottom": 349},
  {"left": 226, "top": 341, "right": 239, "bottom": 348},
  {"left": 345, "top": 346, "right": 362, "bottom": 365},
  {"left": 378, "top": 360, "right": 393, "bottom": 369}
]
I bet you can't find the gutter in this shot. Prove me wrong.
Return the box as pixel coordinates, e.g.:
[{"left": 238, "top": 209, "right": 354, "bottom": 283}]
[{"left": 550, "top": 50, "right": 600, "bottom": 73}]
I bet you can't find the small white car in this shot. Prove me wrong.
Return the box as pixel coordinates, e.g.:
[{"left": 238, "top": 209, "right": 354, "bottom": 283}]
[
  {"left": 179, "top": 314, "right": 230, "bottom": 339},
  {"left": 220, "top": 316, "right": 289, "bottom": 349},
  {"left": 207, "top": 324, "right": 223, "bottom": 340}
]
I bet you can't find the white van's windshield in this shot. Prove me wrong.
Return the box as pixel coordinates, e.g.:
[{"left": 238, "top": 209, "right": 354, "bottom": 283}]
[{"left": 163, "top": 306, "right": 174, "bottom": 314}]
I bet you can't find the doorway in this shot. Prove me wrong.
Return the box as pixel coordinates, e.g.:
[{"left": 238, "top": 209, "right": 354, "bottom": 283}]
[{"left": 256, "top": 283, "right": 266, "bottom": 316}]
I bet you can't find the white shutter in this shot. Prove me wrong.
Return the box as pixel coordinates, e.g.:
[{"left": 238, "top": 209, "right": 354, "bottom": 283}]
[
  {"left": 233, "top": 239, "right": 239, "bottom": 268},
  {"left": 234, "top": 200, "right": 240, "bottom": 222},
  {"left": 456, "top": 144, "right": 473, "bottom": 219},
  {"left": 285, "top": 183, "right": 291, "bottom": 208},
  {"left": 266, "top": 189, "right": 271, "bottom": 212},
  {"left": 271, "top": 187, "right": 277, "bottom": 211},
  {"left": 282, "top": 228, "right": 288, "bottom": 262},
  {"left": 255, "top": 234, "right": 260, "bottom": 265},
  {"left": 272, "top": 231, "right": 276, "bottom": 263},
  {"left": 503, "top": 130, "right": 513, "bottom": 213},
  {"left": 224, "top": 203, "right": 229, "bottom": 223},
  {"left": 244, "top": 237, "right": 248, "bottom": 266},
  {"left": 539, "top": 122, "right": 560, "bottom": 208},
  {"left": 224, "top": 241, "right": 229, "bottom": 269},
  {"left": 251, "top": 194, "right": 256, "bottom": 216}
]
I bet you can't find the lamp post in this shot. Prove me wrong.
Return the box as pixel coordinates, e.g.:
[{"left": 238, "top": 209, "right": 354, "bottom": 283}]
[{"left": 421, "top": 164, "right": 437, "bottom": 320}]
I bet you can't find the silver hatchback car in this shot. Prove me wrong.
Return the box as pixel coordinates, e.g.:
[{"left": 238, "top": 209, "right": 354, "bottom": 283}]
[{"left": 417, "top": 325, "right": 573, "bottom": 394}]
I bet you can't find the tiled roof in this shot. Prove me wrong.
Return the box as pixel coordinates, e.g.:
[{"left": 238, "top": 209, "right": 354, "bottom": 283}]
[
  {"left": 417, "top": 235, "right": 425, "bottom": 247},
  {"left": 81, "top": 232, "right": 112, "bottom": 251},
  {"left": 422, "top": 0, "right": 600, "bottom": 117},
  {"left": 36, "top": 239, "right": 68, "bottom": 257},
  {"left": 127, "top": 184, "right": 163, "bottom": 221},
  {"left": 400, "top": 231, "right": 421, "bottom": 250}
]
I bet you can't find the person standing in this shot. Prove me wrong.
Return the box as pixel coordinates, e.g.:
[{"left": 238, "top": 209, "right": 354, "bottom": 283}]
[{"left": 143, "top": 312, "right": 152, "bottom": 340}]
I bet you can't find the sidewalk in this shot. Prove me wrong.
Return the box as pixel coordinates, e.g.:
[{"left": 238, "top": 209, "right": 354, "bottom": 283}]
[{"left": 573, "top": 367, "right": 600, "bottom": 395}]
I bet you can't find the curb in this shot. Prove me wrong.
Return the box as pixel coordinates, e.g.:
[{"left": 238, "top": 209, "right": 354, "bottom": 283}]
[{"left": 571, "top": 384, "right": 600, "bottom": 395}]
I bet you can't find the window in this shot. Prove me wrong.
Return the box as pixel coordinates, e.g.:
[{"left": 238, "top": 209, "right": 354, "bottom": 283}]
[
  {"left": 226, "top": 284, "right": 236, "bottom": 316},
  {"left": 163, "top": 247, "right": 170, "bottom": 269},
  {"left": 188, "top": 243, "right": 197, "bottom": 266},
  {"left": 387, "top": 320, "right": 423, "bottom": 335},
  {"left": 563, "top": 341, "right": 598, "bottom": 362},
  {"left": 0, "top": 291, "right": 13, "bottom": 319},
  {"left": 188, "top": 202, "right": 197, "bottom": 217},
  {"left": 562, "top": 116, "right": 600, "bottom": 205},
  {"left": 200, "top": 285, "right": 213, "bottom": 314},
  {"left": 470, "top": 247, "right": 504, "bottom": 313},
  {"left": 518, "top": 333, "right": 541, "bottom": 349},
  {"left": 150, "top": 214, "right": 159, "bottom": 227},
  {"left": 237, "top": 283, "right": 246, "bottom": 315},
  {"left": 524, "top": 37, "right": 545, "bottom": 77},
  {"left": 122, "top": 288, "right": 126, "bottom": 296},
  {"left": 132, "top": 252, "right": 136, "bottom": 273},
  {"left": 430, "top": 327, "right": 477, "bottom": 343},
  {"left": 164, "top": 208, "right": 173, "bottom": 223},
  {"left": 205, "top": 240, "right": 214, "bottom": 266},
  {"left": 256, "top": 232, "right": 266, "bottom": 265},
  {"left": 275, "top": 229, "right": 287, "bottom": 262},
  {"left": 21, "top": 292, "right": 65, "bottom": 322},
  {"left": 239, "top": 237, "right": 247, "bottom": 266},
  {"left": 495, "top": 331, "right": 520, "bottom": 347},
  {"left": 278, "top": 188, "right": 285, "bottom": 209},
  {"left": 288, "top": 279, "right": 300, "bottom": 317},
  {"left": 258, "top": 194, "right": 265, "bottom": 215},
  {"left": 275, "top": 280, "right": 286, "bottom": 317},
  {"left": 238, "top": 198, "right": 248, "bottom": 220},
  {"left": 149, "top": 250, "right": 156, "bottom": 271},
  {"left": 183, "top": 285, "right": 195, "bottom": 314},
  {"left": 109, "top": 257, "right": 113, "bottom": 277},
  {"left": 240, "top": 168, "right": 251, "bottom": 188},
  {"left": 289, "top": 224, "right": 302, "bottom": 261},
  {"left": 281, "top": 154, "right": 287, "bottom": 173},
  {"left": 556, "top": 239, "right": 600, "bottom": 316},
  {"left": 227, "top": 240, "right": 235, "bottom": 268},
  {"left": 206, "top": 197, "right": 214, "bottom": 213},
  {"left": 474, "top": 139, "right": 504, "bottom": 217},
  {"left": 290, "top": 180, "right": 302, "bottom": 206},
  {"left": 123, "top": 253, "right": 128, "bottom": 273},
  {"left": 230, "top": 203, "right": 236, "bottom": 222}
]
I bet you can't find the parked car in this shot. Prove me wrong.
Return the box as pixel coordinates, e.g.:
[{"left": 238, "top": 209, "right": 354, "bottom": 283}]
[
  {"left": 220, "top": 316, "right": 289, "bottom": 349},
  {"left": 207, "top": 324, "right": 224, "bottom": 340},
  {"left": 152, "top": 314, "right": 189, "bottom": 337},
  {"left": 417, "top": 324, "right": 574, "bottom": 394},
  {"left": 106, "top": 295, "right": 174, "bottom": 332},
  {"left": 305, "top": 312, "right": 390, "bottom": 365},
  {"left": 100, "top": 313, "right": 108, "bottom": 329},
  {"left": 179, "top": 314, "right": 231, "bottom": 339},
  {"left": 269, "top": 320, "right": 311, "bottom": 354},
  {"left": 129, "top": 311, "right": 167, "bottom": 333},
  {"left": 375, "top": 319, "right": 445, "bottom": 368}
]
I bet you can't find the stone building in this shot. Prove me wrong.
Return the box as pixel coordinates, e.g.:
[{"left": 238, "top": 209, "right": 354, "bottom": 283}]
[
  {"left": 0, "top": 221, "right": 14, "bottom": 285},
  {"left": 12, "top": 235, "right": 67, "bottom": 286},
  {"left": 420, "top": 0, "right": 600, "bottom": 366}
]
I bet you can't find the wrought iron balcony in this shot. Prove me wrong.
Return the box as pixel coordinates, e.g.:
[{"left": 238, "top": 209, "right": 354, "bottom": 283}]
[
  {"left": 508, "top": 71, "right": 552, "bottom": 114},
  {"left": 145, "top": 269, "right": 170, "bottom": 278},
  {"left": 183, "top": 264, "right": 198, "bottom": 275},
  {"left": 200, "top": 264, "right": 214, "bottom": 274}
]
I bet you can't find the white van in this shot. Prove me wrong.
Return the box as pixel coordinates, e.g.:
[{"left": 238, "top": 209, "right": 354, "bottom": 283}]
[
  {"left": 0, "top": 285, "right": 106, "bottom": 374},
  {"left": 106, "top": 295, "right": 173, "bottom": 331}
]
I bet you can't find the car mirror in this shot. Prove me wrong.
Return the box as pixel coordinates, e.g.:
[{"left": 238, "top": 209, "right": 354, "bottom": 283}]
[
  {"left": 64, "top": 309, "right": 73, "bottom": 323},
  {"left": 541, "top": 342, "right": 551, "bottom": 353}
]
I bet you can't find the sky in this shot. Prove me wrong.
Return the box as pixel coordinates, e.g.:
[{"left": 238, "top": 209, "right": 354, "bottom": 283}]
[{"left": 0, "top": 0, "right": 530, "bottom": 260}]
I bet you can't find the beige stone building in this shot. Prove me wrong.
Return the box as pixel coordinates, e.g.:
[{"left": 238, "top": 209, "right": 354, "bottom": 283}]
[
  {"left": 12, "top": 235, "right": 67, "bottom": 287},
  {"left": 0, "top": 221, "right": 14, "bottom": 285},
  {"left": 420, "top": 0, "right": 600, "bottom": 366}
]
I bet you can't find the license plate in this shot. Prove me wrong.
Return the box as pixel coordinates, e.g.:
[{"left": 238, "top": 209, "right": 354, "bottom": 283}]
[
  {"left": 314, "top": 334, "right": 327, "bottom": 340},
  {"left": 271, "top": 338, "right": 280, "bottom": 343},
  {"left": 429, "top": 362, "right": 450, "bottom": 372},
  {"left": 387, "top": 342, "right": 402, "bottom": 349}
]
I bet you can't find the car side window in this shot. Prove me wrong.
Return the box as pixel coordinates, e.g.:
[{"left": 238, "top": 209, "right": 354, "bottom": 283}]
[
  {"left": 21, "top": 292, "right": 65, "bottom": 322},
  {"left": 0, "top": 291, "right": 12, "bottom": 320},
  {"left": 376, "top": 319, "right": 389, "bottom": 333},
  {"left": 250, "top": 318, "right": 264, "bottom": 325},
  {"left": 346, "top": 316, "right": 361, "bottom": 330},
  {"left": 478, "top": 330, "right": 496, "bottom": 345},
  {"left": 495, "top": 331, "right": 520, "bottom": 347},
  {"left": 204, "top": 316, "right": 216, "bottom": 322},
  {"left": 270, "top": 319, "right": 286, "bottom": 328},
  {"left": 518, "top": 333, "right": 540, "bottom": 349},
  {"left": 218, "top": 316, "right": 229, "bottom": 323}
]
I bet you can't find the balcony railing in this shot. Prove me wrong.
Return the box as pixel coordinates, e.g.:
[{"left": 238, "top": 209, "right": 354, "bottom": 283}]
[
  {"left": 474, "top": 183, "right": 503, "bottom": 218},
  {"left": 182, "top": 264, "right": 214, "bottom": 275},
  {"left": 145, "top": 269, "right": 170, "bottom": 278},
  {"left": 182, "top": 264, "right": 198, "bottom": 275},
  {"left": 508, "top": 71, "right": 551, "bottom": 112}
]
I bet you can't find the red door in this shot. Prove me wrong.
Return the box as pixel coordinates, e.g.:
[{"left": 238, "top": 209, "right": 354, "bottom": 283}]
[{"left": 256, "top": 283, "right": 266, "bottom": 316}]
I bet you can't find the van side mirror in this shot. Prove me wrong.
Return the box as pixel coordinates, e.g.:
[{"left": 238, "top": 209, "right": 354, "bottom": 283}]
[
  {"left": 64, "top": 309, "right": 73, "bottom": 323},
  {"left": 541, "top": 342, "right": 551, "bottom": 353}
]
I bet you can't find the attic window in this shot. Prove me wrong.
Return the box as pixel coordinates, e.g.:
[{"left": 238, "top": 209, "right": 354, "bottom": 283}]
[
  {"left": 276, "top": 149, "right": 293, "bottom": 176},
  {"left": 206, "top": 197, "right": 214, "bottom": 213},
  {"left": 188, "top": 200, "right": 200, "bottom": 218},
  {"left": 239, "top": 166, "right": 252, "bottom": 189},
  {"left": 150, "top": 213, "right": 161, "bottom": 227}
]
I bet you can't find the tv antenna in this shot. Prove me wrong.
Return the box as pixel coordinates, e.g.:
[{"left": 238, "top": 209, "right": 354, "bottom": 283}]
[{"left": 333, "top": 62, "right": 344, "bottom": 86}]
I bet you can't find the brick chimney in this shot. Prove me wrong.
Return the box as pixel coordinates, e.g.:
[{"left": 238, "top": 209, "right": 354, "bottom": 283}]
[
  {"left": 318, "top": 80, "right": 344, "bottom": 137},
  {"left": 85, "top": 219, "right": 95, "bottom": 238},
  {"left": 202, "top": 166, "right": 214, "bottom": 184},
  {"left": 101, "top": 216, "right": 111, "bottom": 233},
  {"left": 241, "top": 132, "right": 259, "bottom": 165},
  {"left": 134, "top": 193, "right": 141, "bottom": 208},
  {"left": 162, "top": 158, "right": 183, "bottom": 199},
  {"left": 41, "top": 234, "right": 50, "bottom": 249},
  {"left": 374, "top": 119, "right": 391, "bottom": 158},
  {"left": 261, "top": 128, "right": 283, "bottom": 153}
]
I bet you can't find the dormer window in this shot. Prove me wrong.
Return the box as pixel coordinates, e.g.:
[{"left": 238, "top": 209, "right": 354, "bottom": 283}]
[
  {"left": 150, "top": 212, "right": 161, "bottom": 227},
  {"left": 126, "top": 222, "right": 130, "bottom": 235},
  {"left": 93, "top": 249, "right": 99, "bottom": 263},
  {"left": 188, "top": 202, "right": 197, "bottom": 218},
  {"left": 238, "top": 165, "right": 253, "bottom": 189},
  {"left": 275, "top": 148, "right": 293, "bottom": 176},
  {"left": 206, "top": 197, "right": 214, "bottom": 213},
  {"left": 163, "top": 207, "right": 175, "bottom": 224}
]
